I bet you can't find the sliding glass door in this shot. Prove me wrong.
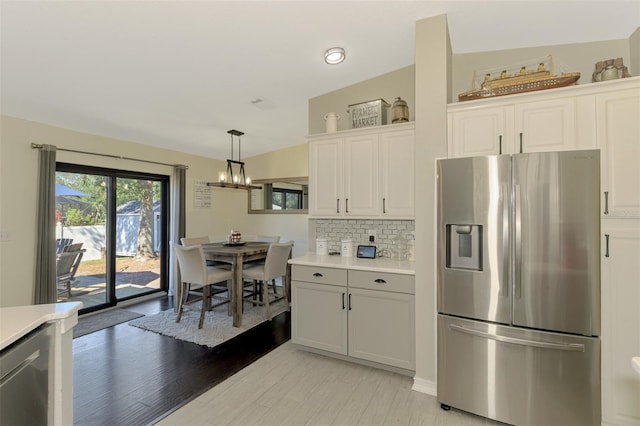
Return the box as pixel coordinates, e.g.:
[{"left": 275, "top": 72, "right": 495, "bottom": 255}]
[{"left": 56, "top": 164, "right": 168, "bottom": 314}]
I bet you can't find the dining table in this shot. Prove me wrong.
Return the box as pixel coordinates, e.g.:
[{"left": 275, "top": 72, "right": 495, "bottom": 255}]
[{"left": 200, "top": 241, "right": 271, "bottom": 327}]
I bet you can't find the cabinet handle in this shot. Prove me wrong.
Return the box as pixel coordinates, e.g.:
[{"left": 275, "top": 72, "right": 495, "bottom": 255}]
[
  {"left": 336, "top": 199, "right": 340, "bottom": 214},
  {"left": 346, "top": 198, "right": 349, "bottom": 213},
  {"left": 342, "top": 293, "right": 345, "bottom": 310},
  {"left": 383, "top": 198, "right": 386, "bottom": 214},
  {"left": 605, "top": 234, "right": 610, "bottom": 258},
  {"left": 348, "top": 293, "right": 352, "bottom": 310},
  {"left": 374, "top": 278, "right": 387, "bottom": 284},
  {"left": 519, "top": 132, "right": 523, "bottom": 153},
  {"left": 499, "top": 135, "right": 502, "bottom": 155},
  {"left": 604, "top": 192, "right": 609, "bottom": 215},
  {"left": 312, "top": 272, "right": 323, "bottom": 277}
]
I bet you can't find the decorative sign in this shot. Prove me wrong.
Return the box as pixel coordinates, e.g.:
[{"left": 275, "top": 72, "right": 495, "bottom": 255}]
[
  {"left": 348, "top": 99, "right": 390, "bottom": 129},
  {"left": 194, "top": 180, "right": 211, "bottom": 208}
]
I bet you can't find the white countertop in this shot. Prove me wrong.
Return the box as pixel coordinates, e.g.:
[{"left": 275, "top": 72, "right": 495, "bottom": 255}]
[
  {"left": 0, "top": 302, "right": 82, "bottom": 350},
  {"left": 289, "top": 254, "right": 415, "bottom": 275}
]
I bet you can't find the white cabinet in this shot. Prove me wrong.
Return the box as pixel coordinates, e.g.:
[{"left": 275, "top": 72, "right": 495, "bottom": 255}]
[
  {"left": 597, "top": 84, "right": 640, "bottom": 218},
  {"left": 448, "top": 89, "right": 596, "bottom": 157},
  {"left": 291, "top": 265, "right": 415, "bottom": 370},
  {"left": 379, "top": 129, "right": 415, "bottom": 217},
  {"left": 601, "top": 220, "right": 640, "bottom": 426},
  {"left": 308, "top": 123, "right": 414, "bottom": 218}
]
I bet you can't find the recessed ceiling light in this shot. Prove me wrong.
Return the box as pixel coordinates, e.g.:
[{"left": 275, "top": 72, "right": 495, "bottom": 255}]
[{"left": 324, "top": 47, "right": 346, "bottom": 65}]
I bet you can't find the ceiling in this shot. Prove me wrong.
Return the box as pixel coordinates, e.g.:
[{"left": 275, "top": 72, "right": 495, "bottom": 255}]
[{"left": 1, "top": 1, "right": 638, "bottom": 161}]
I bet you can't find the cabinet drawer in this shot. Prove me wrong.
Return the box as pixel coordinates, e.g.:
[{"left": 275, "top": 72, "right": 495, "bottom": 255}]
[
  {"left": 292, "top": 265, "right": 348, "bottom": 286},
  {"left": 348, "top": 270, "right": 414, "bottom": 294}
]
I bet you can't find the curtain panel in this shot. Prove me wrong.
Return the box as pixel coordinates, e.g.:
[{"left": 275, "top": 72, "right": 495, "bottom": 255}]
[
  {"left": 170, "top": 165, "right": 187, "bottom": 306},
  {"left": 34, "top": 144, "right": 57, "bottom": 304}
]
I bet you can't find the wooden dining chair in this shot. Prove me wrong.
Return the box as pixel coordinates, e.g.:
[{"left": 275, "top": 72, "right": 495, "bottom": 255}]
[
  {"left": 173, "top": 244, "right": 234, "bottom": 329},
  {"left": 242, "top": 241, "right": 293, "bottom": 320}
]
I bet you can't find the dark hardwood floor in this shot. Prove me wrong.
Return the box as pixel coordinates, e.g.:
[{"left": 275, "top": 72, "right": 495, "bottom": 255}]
[{"left": 72, "top": 296, "right": 291, "bottom": 426}]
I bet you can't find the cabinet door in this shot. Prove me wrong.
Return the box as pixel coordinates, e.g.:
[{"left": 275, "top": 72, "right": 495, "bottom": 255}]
[
  {"left": 379, "top": 129, "right": 414, "bottom": 217},
  {"left": 343, "top": 134, "right": 379, "bottom": 216},
  {"left": 347, "top": 287, "right": 415, "bottom": 370},
  {"left": 448, "top": 106, "right": 512, "bottom": 157},
  {"left": 598, "top": 88, "right": 640, "bottom": 218},
  {"left": 291, "top": 280, "right": 348, "bottom": 355},
  {"left": 601, "top": 221, "right": 640, "bottom": 426},
  {"left": 514, "top": 97, "right": 583, "bottom": 153},
  {"left": 309, "top": 138, "right": 343, "bottom": 216}
]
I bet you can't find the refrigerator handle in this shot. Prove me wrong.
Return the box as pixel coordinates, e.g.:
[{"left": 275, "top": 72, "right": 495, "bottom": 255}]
[
  {"left": 501, "top": 182, "right": 509, "bottom": 297},
  {"left": 449, "top": 324, "right": 586, "bottom": 352},
  {"left": 514, "top": 183, "right": 522, "bottom": 299}
]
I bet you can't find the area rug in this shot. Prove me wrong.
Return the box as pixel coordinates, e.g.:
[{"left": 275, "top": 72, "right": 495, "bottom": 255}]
[
  {"left": 128, "top": 299, "right": 287, "bottom": 348},
  {"left": 74, "top": 308, "right": 144, "bottom": 338}
]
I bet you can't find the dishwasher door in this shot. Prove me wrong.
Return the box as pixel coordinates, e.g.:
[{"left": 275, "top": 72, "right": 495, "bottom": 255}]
[{"left": 1, "top": 322, "right": 55, "bottom": 425}]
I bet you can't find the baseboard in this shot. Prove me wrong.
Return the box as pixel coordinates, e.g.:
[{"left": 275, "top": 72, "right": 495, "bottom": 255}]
[{"left": 412, "top": 376, "right": 437, "bottom": 396}]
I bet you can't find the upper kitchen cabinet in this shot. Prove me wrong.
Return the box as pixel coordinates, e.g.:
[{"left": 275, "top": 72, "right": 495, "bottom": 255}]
[
  {"left": 597, "top": 79, "right": 640, "bottom": 218},
  {"left": 448, "top": 85, "right": 597, "bottom": 157},
  {"left": 308, "top": 123, "right": 415, "bottom": 219}
]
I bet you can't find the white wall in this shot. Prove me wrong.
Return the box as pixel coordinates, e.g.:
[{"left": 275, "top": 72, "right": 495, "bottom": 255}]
[{"left": 0, "top": 115, "right": 308, "bottom": 307}]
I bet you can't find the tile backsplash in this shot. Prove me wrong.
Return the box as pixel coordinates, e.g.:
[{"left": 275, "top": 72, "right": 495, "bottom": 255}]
[{"left": 314, "top": 219, "right": 415, "bottom": 256}]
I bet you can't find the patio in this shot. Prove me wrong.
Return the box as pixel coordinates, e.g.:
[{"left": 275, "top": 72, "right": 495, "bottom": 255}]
[{"left": 58, "top": 257, "right": 162, "bottom": 309}]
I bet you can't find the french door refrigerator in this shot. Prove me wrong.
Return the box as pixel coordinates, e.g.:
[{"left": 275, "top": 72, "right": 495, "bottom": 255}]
[{"left": 436, "top": 150, "right": 601, "bottom": 426}]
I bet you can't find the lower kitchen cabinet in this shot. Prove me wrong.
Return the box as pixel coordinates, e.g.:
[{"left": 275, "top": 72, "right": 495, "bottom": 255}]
[
  {"left": 601, "top": 220, "right": 640, "bottom": 426},
  {"left": 291, "top": 264, "right": 415, "bottom": 371},
  {"left": 291, "top": 280, "right": 348, "bottom": 355},
  {"left": 347, "top": 287, "right": 414, "bottom": 370}
]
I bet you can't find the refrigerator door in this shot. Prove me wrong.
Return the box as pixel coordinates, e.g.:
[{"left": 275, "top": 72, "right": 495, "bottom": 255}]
[
  {"left": 437, "top": 155, "right": 511, "bottom": 324},
  {"left": 513, "top": 150, "right": 600, "bottom": 336},
  {"left": 438, "top": 315, "right": 601, "bottom": 426}
]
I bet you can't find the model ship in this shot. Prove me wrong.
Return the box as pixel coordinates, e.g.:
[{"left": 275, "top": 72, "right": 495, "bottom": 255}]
[{"left": 458, "top": 61, "right": 580, "bottom": 102}]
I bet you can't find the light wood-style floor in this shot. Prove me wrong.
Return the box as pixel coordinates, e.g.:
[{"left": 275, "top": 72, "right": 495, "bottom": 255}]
[{"left": 156, "top": 342, "right": 502, "bottom": 426}]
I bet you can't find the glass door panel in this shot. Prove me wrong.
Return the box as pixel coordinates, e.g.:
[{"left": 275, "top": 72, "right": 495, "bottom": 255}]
[
  {"left": 55, "top": 171, "right": 108, "bottom": 310},
  {"left": 115, "top": 178, "right": 162, "bottom": 301}
]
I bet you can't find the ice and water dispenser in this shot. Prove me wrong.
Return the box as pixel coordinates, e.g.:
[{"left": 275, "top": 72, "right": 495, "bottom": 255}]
[{"left": 445, "top": 224, "right": 482, "bottom": 271}]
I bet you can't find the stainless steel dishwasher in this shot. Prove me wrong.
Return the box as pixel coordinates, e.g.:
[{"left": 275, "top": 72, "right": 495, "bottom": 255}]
[{"left": 1, "top": 322, "right": 55, "bottom": 425}]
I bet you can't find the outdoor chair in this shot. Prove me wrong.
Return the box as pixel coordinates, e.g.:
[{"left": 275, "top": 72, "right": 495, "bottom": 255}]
[
  {"left": 242, "top": 241, "right": 293, "bottom": 321},
  {"left": 56, "top": 248, "right": 85, "bottom": 298},
  {"left": 173, "top": 244, "right": 234, "bottom": 329}
]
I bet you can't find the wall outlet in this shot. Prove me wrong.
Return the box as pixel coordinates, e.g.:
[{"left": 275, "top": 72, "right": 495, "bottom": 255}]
[{"left": 367, "top": 229, "right": 377, "bottom": 243}]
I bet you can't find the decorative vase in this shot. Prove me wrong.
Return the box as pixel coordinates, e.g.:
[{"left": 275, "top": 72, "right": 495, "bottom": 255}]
[{"left": 324, "top": 112, "right": 340, "bottom": 133}]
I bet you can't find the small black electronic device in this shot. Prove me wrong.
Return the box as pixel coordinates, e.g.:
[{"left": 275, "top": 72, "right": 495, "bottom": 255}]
[{"left": 356, "top": 245, "right": 376, "bottom": 259}]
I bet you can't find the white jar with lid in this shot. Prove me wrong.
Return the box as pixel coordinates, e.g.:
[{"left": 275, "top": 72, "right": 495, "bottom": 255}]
[
  {"left": 316, "top": 238, "right": 328, "bottom": 255},
  {"left": 341, "top": 239, "right": 354, "bottom": 257}
]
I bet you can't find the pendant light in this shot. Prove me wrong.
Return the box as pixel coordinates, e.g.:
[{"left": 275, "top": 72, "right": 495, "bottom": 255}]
[{"left": 207, "top": 129, "right": 257, "bottom": 190}]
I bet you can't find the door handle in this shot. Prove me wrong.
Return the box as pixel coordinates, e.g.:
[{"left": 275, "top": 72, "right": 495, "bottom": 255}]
[
  {"left": 604, "top": 192, "right": 609, "bottom": 215},
  {"left": 336, "top": 199, "right": 340, "bottom": 214},
  {"left": 342, "top": 292, "right": 345, "bottom": 310},
  {"left": 345, "top": 198, "right": 349, "bottom": 213},
  {"left": 348, "top": 293, "right": 352, "bottom": 310},
  {"left": 449, "top": 324, "right": 585, "bottom": 352},
  {"left": 604, "top": 234, "right": 610, "bottom": 258},
  {"left": 312, "top": 272, "right": 323, "bottom": 277},
  {"left": 519, "top": 132, "right": 523, "bottom": 153},
  {"left": 499, "top": 135, "right": 502, "bottom": 155},
  {"left": 383, "top": 198, "right": 386, "bottom": 214},
  {"left": 374, "top": 278, "right": 386, "bottom": 284}
]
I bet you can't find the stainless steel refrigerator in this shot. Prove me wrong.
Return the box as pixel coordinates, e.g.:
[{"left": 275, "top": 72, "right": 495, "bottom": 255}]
[{"left": 436, "top": 150, "right": 601, "bottom": 426}]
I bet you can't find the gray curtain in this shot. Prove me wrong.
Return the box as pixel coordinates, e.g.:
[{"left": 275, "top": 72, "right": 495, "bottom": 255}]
[
  {"left": 170, "top": 165, "right": 187, "bottom": 307},
  {"left": 34, "top": 144, "right": 57, "bottom": 304}
]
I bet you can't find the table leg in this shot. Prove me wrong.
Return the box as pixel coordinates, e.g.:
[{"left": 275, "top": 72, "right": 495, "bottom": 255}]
[{"left": 232, "top": 256, "right": 244, "bottom": 327}]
